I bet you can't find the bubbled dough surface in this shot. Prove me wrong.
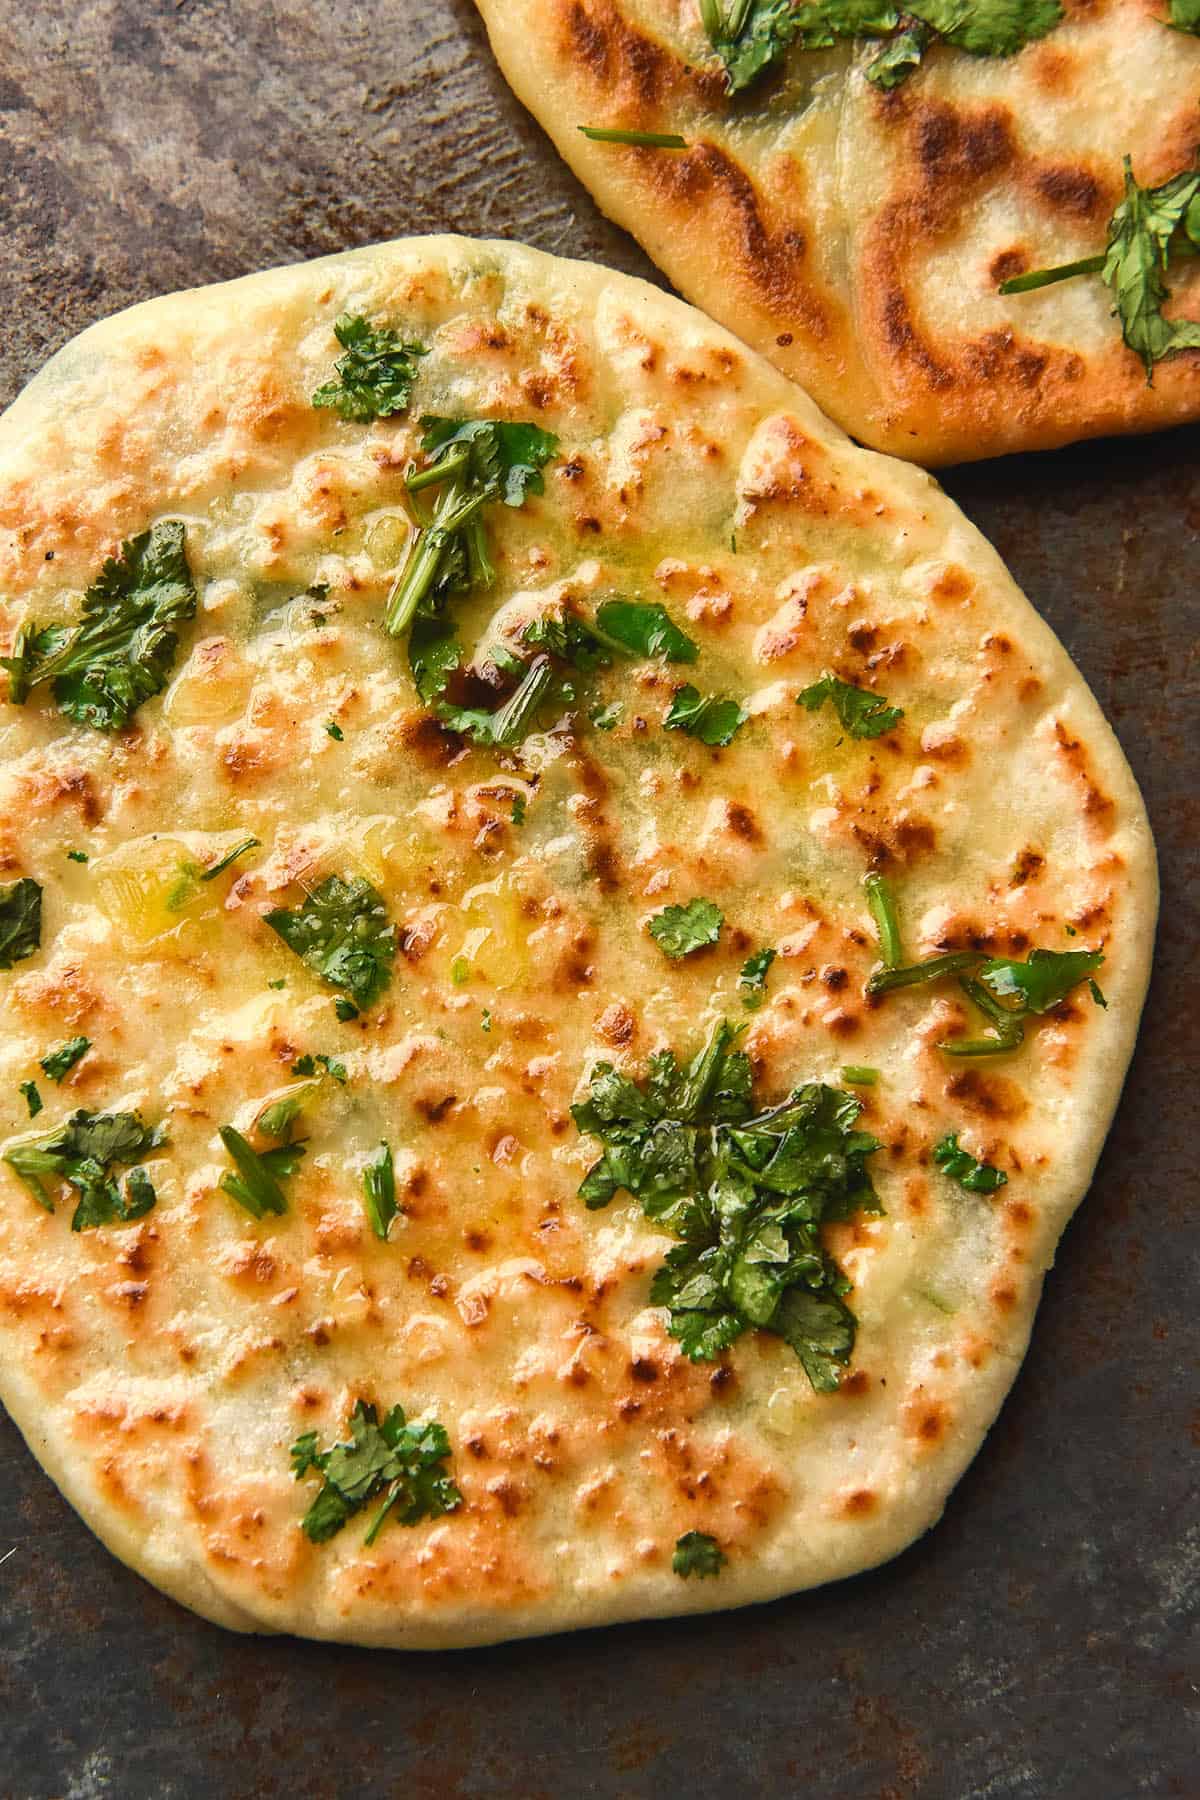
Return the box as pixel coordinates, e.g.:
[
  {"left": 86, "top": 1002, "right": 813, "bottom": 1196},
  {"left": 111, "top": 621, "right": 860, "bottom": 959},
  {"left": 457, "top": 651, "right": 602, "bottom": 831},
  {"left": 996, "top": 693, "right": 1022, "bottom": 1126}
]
[
  {"left": 475, "top": 0, "right": 1200, "bottom": 464},
  {"left": 0, "top": 237, "right": 1155, "bottom": 1646}
]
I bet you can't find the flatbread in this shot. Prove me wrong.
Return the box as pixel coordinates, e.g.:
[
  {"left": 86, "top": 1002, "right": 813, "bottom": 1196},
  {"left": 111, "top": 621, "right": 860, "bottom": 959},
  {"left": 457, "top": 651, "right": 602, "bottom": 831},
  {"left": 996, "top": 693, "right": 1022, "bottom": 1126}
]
[
  {"left": 474, "top": 0, "right": 1200, "bottom": 464},
  {"left": 0, "top": 237, "right": 1154, "bottom": 1647}
]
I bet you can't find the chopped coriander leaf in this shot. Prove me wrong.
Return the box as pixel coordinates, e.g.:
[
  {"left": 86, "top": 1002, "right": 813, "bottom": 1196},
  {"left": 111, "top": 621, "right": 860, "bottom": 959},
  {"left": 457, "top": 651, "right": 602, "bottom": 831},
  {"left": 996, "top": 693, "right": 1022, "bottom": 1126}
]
[
  {"left": 1089, "top": 979, "right": 1108, "bottom": 1009},
  {"left": 578, "top": 126, "right": 688, "bottom": 147},
  {"left": 200, "top": 836, "right": 260, "bottom": 882},
  {"left": 933, "top": 1132, "right": 1008, "bottom": 1193},
  {"left": 593, "top": 598, "right": 699, "bottom": 663},
  {"left": 290, "top": 1399, "right": 462, "bottom": 1544},
  {"left": 408, "top": 615, "right": 463, "bottom": 705},
  {"left": 701, "top": 0, "right": 1060, "bottom": 93},
  {"left": 3, "top": 1109, "right": 165, "bottom": 1230},
  {"left": 864, "top": 872, "right": 902, "bottom": 968},
  {"left": 699, "top": 0, "right": 801, "bottom": 92},
  {"left": 438, "top": 654, "right": 556, "bottom": 748},
  {"left": 39, "top": 1037, "right": 90, "bottom": 1083},
  {"left": 324, "top": 721, "right": 344, "bottom": 741},
  {"left": 673, "top": 1531, "right": 726, "bottom": 1578},
  {"left": 663, "top": 685, "right": 746, "bottom": 747},
  {"left": 1169, "top": 0, "right": 1200, "bottom": 28},
  {"left": 482, "top": 1009, "right": 492, "bottom": 1033},
  {"left": 589, "top": 700, "right": 623, "bottom": 732},
  {"left": 798, "top": 671, "right": 902, "bottom": 739},
  {"left": 311, "top": 314, "right": 426, "bottom": 422},
  {"left": 66, "top": 849, "right": 88, "bottom": 864},
  {"left": 291, "top": 1051, "right": 348, "bottom": 1084},
  {"left": 362, "top": 1141, "right": 398, "bottom": 1241},
  {"left": 738, "top": 947, "right": 776, "bottom": 1009},
  {"left": 649, "top": 897, "right": 724, "bottom": 959},
  {"left": 386, "top": 418, "right": 558, "bottom": 644},
  {"left": 256, "top": 1088, "right": 312, "bottom": 1140},
  {"left": 842, "top": 1065, "right": 879, "bottom": 1085},
  {"left": 511, "top": 794, "right": 527, "bottom": 826},
  {"left": 489, "top": 642, "right": 529, "bottom": 679},
  {"left": 265, "top": 874, "right": 396, "bottom": 1010},
  {"left": 267, "top": 978, "right": 286, "bottom": 990},
  {"left": 977, "top": 947, "right": 1105, "bottom": 1015},
  {"left": 522, "top": 608, "right": 611, "bottom": 672},
  {"left": 572, "top": 1019, "right": 881, "bottom": 1391},
  {"left": 1002, "top": 157, "right": 1200, "bottom": 378},
  {"left": 451, "top": 955, "right": 470, "bottom": 985},
  {"left": 334, "top": 997, "right": 359, "bottom": 1021},
  {"left": 1, "top": 522, "right": 196, "bottom": 732},
  {"left": 0, "top": 878, "right": 42, "bottom": 969},
  {"left": 865, "top": 17, "right": 933, "bottom": 85},
  {"left": 218, "top": 1124, "right": 304, "bottom": 1219},
  {"left": 18, "top": 1081, "right": 42, "bottom": 1119}
]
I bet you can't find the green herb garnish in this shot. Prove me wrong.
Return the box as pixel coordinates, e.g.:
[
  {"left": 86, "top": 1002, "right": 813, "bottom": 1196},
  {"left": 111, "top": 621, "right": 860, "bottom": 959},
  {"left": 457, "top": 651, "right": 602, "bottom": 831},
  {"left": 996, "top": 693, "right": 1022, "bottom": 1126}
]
[
  {"left": 578, "top": 126, "right": 688, "bottom": 148},
  {"left": 663, "top": 685, "right": 746, "bottom": 747},
  {"left": 1001, "top": 158, "right": 1200, "bottom": 379},
  {"left": 4, "top": 1109, "right": 164, "bottom": 1230},
  {"left": 589, "top": 700, "right": 623, "bottom": 732},
  {"left": 437, "top": 654, "right": 556, "bottom": 748},
  {"left": 591, "top": 599, "right": 698, "bottom": 664},
  {"left": 672, "top": 1531, "right": 726, "bottom": 1578},
  {"left": 385, "top": 417, "right": 559, "bottom": 676},
  {"left": 522, "top": 609, "right": 611, "bottom": 672},
  {"left": 572, "top": 1019, "right": 881, "bottom": 1390},
  {"left": 66, "top": 849, "right": 89, "bottom": 864},
  {"left": 649, "top": 898, "right": 724, "bottom": 959},
  {"left": 201, "top": 836, "right": 260, "bottom": 882},
  {"left": 798, "top": 671, "right": 903, "bottom": 739},
  {"left": 1168, "top": 0, "right": 1200, "bottom": 29},
  {"left": 699, "top": 0, "right": 1061, "bottom": 93},
  {"left": 869, "top": 930, "right": 1105, "bottom": 1058},
  {"left": 311, "top": 314, "right": 427, "bottom": 422},
  {"left": 362, "top": 1141, "right": 398, "bottom": 1241},
  {"left": 18, "top": 1081, "right": 42, "bottom": 1119},
  {"left": 933, "top": 1132, "right": 1008, "bottom": 1193},
  {"left": 863, "top": 872, "right": 902, "bottom": 967},
  {"left": 2, "top": 523, "right": 196, "bottom": 731},
  {"left": 218, "top": 1122, "right": 305, "bottom": 1220},
  {"left": 841, "top": 1065, "right": 879, "bottom": 1085},
  {"left": 324, "top": 721, "right": 344, "bottom": 741},
  {"left": 0, "top": 878, "right": 42, "bottom": 970},
  {"left": 39, "top": 1037, "right": 90, "bottom": 1083},
  {"left": 265, "top": 874, "right": 396, "bottom": 1011},
  {"left": 290, "top": 1399, "right": 462, "bottom": 1545},
  {"left": 738, "top": 947, "right": 776, "bottom": 1009},
  {"left": 291, "top": 1051, "right": 348, "bottom": 1084}
]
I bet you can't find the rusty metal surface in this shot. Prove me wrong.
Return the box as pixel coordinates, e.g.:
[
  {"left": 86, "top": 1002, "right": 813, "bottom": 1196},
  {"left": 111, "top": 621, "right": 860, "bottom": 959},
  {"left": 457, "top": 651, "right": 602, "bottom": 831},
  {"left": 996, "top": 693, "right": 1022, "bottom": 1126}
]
[{"left": 0, "top": 4, "right": 1195, "bottom": 1795}]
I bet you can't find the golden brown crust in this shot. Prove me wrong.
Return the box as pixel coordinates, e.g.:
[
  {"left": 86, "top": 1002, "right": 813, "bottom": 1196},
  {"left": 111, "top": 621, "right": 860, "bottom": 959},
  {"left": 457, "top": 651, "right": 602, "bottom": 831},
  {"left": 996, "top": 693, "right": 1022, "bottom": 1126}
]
[
  {"left": 475, "top": 0, "right": 1200, "bottom": 463},
  {"left": 0, "top": 237, "right": 1155, "bottom": 1647}
]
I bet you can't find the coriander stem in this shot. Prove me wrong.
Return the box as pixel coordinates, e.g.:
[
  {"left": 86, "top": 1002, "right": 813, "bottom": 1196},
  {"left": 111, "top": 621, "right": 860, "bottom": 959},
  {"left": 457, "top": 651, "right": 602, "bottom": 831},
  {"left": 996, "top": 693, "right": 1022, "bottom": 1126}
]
[
  {"left": 577, "top": 127, "right": 688, "bottom": 149},
  {"left": 384, "top": 487, "right": 487, "bottom": 637},
  {"left": 866, "top": 950, "right": 982, "bottom": 996},
  {"left": 492, "top": 654, "right": 554, "bottom": 746},
  {"left": 405, "top": 446, "right": 471, "bottom": 493},
  {"left": 863, "top": 872, "right": 902, "bottom": 969},
  {"left": 841, "top": 1066, "right": 879, "bottom": 1086},
  {"left": 999, "top": 254, "right": 1105, "bottom": 295}
]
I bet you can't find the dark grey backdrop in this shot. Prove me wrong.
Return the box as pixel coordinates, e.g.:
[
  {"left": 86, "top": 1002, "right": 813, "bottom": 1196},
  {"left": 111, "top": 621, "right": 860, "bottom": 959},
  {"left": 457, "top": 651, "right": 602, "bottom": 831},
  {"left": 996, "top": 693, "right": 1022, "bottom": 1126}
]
[{"left": 0, "top": 5, "right": 1195, "bottom": 1796}]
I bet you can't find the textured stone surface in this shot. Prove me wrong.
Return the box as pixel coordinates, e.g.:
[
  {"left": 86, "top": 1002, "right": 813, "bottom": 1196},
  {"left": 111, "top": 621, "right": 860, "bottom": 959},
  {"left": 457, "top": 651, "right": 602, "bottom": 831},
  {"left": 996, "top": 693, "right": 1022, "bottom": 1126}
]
[{"left": 0, "top": 5, "right": 1196, "bottom": 1797}]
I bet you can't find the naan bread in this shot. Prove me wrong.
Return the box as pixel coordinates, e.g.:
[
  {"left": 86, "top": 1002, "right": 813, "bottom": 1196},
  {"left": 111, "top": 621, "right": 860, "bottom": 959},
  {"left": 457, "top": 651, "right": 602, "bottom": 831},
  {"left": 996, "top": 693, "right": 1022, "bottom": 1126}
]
[
  {"left": 0, "top": 238, "right": 1153, "bottom": 1647},
  {"left": 474, "top": 0, "right": 1200, "bottom": 463}
]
